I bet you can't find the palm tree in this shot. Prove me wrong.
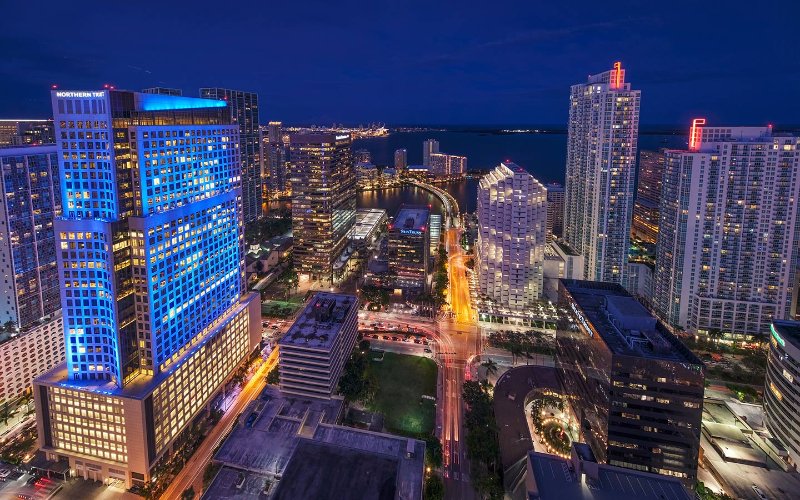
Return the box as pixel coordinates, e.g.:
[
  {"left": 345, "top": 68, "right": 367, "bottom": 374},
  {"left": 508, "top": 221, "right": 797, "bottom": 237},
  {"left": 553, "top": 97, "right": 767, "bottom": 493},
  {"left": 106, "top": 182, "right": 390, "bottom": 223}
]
[
  {"left": 481, "top": 358, "right": 498, "bottom": 378},
  {"left": 0, "top": 400, "right": 19, "bottom": 426}
]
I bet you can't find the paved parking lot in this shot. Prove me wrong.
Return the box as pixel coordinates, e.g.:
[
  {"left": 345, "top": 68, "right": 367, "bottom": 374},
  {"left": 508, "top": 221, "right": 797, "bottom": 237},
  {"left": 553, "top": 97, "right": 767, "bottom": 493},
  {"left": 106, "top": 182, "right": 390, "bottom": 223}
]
[{"left": 0, "top": 471, "right": 62, "bottom": 499}]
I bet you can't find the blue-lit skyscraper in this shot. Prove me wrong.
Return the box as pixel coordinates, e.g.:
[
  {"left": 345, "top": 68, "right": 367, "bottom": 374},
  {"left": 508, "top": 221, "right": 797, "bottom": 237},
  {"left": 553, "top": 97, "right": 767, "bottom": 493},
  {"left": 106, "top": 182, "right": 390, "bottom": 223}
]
[{"left": 34, "top": 90, "right": 260, "bottom": 488}]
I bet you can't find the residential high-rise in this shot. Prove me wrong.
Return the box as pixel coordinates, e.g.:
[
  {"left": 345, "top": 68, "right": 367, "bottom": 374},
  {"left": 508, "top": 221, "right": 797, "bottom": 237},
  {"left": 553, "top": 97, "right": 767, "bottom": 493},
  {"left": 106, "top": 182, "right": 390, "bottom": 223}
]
[
  {"left": 423, "top": 139, "right": 439, "bottom": 167},
  {"left": 394, "top": 148, "right": 407, "bottom": 170},
  {"left": 653, "top": 123, "right": 800, "bottom": 338},
  {"left": 545, "top": 182, "right": 564, "bottom": 242},
  {"left": 33, "top": 89, "right": 260, "bottom": 487},
  {"left": 429, "top": 152, "right": 448, "bottom": 177},
  {"left": 449, "top": 154, "right": 467, "bottom": 176},
  {"left": 264, "top": 121, "right": 288, "bottom": 195},
  {"left": 557, "top": 280, "right": 705, "bottom": 487},
  {"left": 1, "top": 314, "right": 64, "bottom": 403},
  {"left": 631, "top": 150, "right": 666, "bottom": 245},
  {"left": 0, "top": 145, "right": 62, "bottom": 329},
  {"left": 200, "top": 88, "right": 261, "bottom": 222},
  {"left": 564, "top": 62, "right": 640, "bottom": 284},
  {"left": 0, "top": 119, "right": 55, "bottom": 147},
  {"left": 476, "top": 161, "right": 547, "bottom": 311},
  {"left": 278, "top": 292, "right": 358, "bottom": 399},
  {"left": 765, "top": 320, "right": 800, "bottom": 466},
  {"left": 387, "top": 205, "right": 430, "bottom": 293},
  {"left": 289, "top": 133, "right": 356, "bottom": 283}
]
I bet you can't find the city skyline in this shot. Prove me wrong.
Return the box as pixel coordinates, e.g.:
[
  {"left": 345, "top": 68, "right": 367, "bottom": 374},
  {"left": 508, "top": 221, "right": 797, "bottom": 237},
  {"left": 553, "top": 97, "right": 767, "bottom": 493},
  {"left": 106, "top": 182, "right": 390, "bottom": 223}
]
[{"left": 2, "top": 2, "right": 798, "bottom": 125}]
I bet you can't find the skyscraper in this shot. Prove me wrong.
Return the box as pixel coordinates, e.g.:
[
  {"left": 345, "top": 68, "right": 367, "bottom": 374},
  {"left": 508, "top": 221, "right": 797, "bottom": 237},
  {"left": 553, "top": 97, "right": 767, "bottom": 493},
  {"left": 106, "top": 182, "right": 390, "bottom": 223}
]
[
  {"left": 387, "top": 205, "right": 430, "bottom": 294},
  {"left": 0, "top": 144, "right": 65, "bottom": 403},
  {"left": 476, "top": 161, "right": 547, "bottom": 311},
  {"left": 0, "top": 119, "right": 55, "bottom": 147},
  {"left": 765, "top": 320, "right": 800, "bottom": 466},
  {"left": 653, "top": 122, "right": 800, "bottom": 338},
  {"left": 289, "top": 133, "right": 356, "bottom": 283},
  {"left": 545, "top": 182, "right": 564, "bottom": 242},
  {"left": 394, "top": 148, "right": 407, "bottom": 170},
  {"left": 33, "top": 89, "right": 260, "bottom": 487},
  {"left": 353, "top": 148, "right": 371, "bottom": 164},
  {"left": 199, "top": 88, "right": 261, "bottom": 222},
  {"left": 564, "top": 62, "right": 640, "bottom": 284},
  {"left": 264, "top": 121, "right": 288, "bottom": 195},
  {"left": 557, "top": 280, "right": 704, "bottom": 487},
  {"left": 423, "top": 138, "right": 439, "bottom": 167},
  {"left": 429, "top": 152, "right": 448, "bottom": 177},
  {"left": 631, "top": 150, "right": 666, "bottom": 245},
  {"left": 0, "top": 145, "right": 62, "bottom": 328}
]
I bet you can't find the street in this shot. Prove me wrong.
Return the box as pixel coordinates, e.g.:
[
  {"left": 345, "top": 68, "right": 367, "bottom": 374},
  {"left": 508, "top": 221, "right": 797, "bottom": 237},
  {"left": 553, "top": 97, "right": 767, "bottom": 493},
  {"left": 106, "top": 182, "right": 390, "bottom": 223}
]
[{"left": 159, "top": 348, "right": 278, "bottom": 500}]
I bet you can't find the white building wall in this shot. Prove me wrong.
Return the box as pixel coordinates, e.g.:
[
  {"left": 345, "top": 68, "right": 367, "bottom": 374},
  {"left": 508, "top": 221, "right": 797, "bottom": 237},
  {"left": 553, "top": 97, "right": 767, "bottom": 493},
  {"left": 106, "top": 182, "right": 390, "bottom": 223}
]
[
  {"left": 476, "top": 162, "right": 547, "bottom": 311},
  {"left": 0, "top": 314, "right": 63, "bottom": 402}
]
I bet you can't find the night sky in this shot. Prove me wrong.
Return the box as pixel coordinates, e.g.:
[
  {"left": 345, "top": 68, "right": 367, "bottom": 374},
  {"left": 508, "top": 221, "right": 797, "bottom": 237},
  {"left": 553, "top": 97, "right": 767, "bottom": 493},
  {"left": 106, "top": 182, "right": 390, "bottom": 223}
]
[{"left": 2, "top": 1, "right": 798, "bottom": 126}]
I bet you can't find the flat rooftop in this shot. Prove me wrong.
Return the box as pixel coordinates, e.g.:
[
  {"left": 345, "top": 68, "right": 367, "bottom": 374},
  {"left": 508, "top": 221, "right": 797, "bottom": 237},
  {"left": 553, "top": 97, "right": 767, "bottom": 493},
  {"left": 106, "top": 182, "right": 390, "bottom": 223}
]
[
  {"left": 527, "top": 450, "right": 692, "bottom": 500},
  {"left": 351, "top": 208, "right": 387, "bottom": 241},
  {"left": 205, "top": 386, "right": 424, "bottom": 500},
  {"left": 561, "top": 280, "right": 701, "bottom": 364},
  {"left": 392, "top": 206, "right": 430, "bottom": 232},
  {"left": 278, "top": 292, "right": 357, "bottom": 350}
]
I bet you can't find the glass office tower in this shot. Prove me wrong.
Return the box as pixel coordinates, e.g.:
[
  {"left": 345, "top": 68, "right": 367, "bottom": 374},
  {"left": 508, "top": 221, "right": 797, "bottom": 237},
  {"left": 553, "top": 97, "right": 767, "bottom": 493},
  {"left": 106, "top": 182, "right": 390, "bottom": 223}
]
[{"left": 33, "top": 90, "right": 260, "bottom": 487}]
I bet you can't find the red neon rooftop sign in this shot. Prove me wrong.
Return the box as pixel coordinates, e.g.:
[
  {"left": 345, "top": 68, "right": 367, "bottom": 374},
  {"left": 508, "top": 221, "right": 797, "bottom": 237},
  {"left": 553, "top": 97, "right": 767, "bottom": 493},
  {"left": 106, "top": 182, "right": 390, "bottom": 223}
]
[{"left": 689, "top": 118, "right": 706, "bottom": 151}]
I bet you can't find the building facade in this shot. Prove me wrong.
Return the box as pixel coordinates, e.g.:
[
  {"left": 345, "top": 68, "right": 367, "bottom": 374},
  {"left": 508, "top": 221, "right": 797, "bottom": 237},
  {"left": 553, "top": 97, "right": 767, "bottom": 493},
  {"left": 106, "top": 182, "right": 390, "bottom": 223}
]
[
  {"left": 545, "top": 182, "right": 564, "bottom": 242},
  {"left": 631, "top": 150, "right": 665, "bottom": 245},
  {"left": 564, "top": 62, "right": 640, "bottom": 284},
  {"left": 476, "top": 161, "right": 547, "bottom": 311},
  {"left": 0, "top": 145, "right": 62, "bottom": 329},
  {"left": 422, "top": 139, "right": 439, "bottom": 167},
  {"left": 387, "top": 205, "right": 430, "bottom": 294},
  {"left": 263, "top": 121, "right": 289, "bottom": 196},
  {"left": 557, "top": 280, "right": 705, "bottom": 487},
  {"left": 765, "top": 320, "right": 800, "bottom": 467},
  {"left": 0, "top": 119, "right": 55, "bottom": 147},
  {"left": 653, "top": 124, "right": 800, "bottom": 338},
  {"left": 199, "top": 88, "right": 261, "bottom": 222},
  {"left": 0, "top": 314, "right": 64, "bottom": 403},
  {"left": 288, "top": 133, "right": 356, "bottom": 282},
  {"left": 278, "top": 292, "right": 358, "bottom": 399},
  {"left": 394, "top": 148, "right": 407, "bottom": 170},
  {"left": 33, "top": 89, "right": 260, "bottom": 487}
]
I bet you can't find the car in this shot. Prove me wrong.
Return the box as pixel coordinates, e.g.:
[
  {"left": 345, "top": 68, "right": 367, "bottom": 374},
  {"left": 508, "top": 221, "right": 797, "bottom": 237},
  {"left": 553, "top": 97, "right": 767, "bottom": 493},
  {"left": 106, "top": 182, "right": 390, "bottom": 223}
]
[
  {"left": 424, "top": 348, "right": 432, "bottom": 353},
  {"left": 0, "top": 469, "right": 9, "bottom": 479},
  {"left": 262, "top": 322, "right": 269, "bottom": 327},
  {"left": 391, "top": 337, "right": 399, "bottom": 341},
  {"left": 271, "top": 325, "right": 279, "bottom": 329},
  {"left": 26, "top": 475, "right": 40, "bottom": 485},
  {"left": 422, "top": 340, "right": 429, "bottom": 345},
  {"left": 382, "top": 335, "right": 390, "bottom": 340},
  {"left": 414, "top": 339, "right": 421, "bottom": 344}
]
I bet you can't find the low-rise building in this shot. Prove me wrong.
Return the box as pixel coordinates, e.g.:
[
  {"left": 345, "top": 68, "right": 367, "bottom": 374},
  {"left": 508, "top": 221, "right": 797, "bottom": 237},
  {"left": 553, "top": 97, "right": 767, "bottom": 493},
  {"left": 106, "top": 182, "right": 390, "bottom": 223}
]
[
  {"left": 204, "top": 387, "right": 425, "bottom": 500},
  {"left": 278, "top": 292, "right": 359, "bottom": 399},
  {"left": 350, "top": 208, "right": 387, "bottom": 249}
]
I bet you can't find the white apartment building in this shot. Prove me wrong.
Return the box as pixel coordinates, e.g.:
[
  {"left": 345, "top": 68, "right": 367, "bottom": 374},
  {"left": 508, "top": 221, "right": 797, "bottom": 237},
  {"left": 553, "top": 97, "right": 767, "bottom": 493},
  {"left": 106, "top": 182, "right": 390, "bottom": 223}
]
[
  {"left": 0, "top": 314, "right": 63, "bottom": 402},
  {"left": 564, "top": 62, "right": 640, "bottom": 284},
  {"left": 653, "top": 124, "right": 800, "bottom": 338},
  {"left": 476, "top": 161, "right": 547, "bottom": 311}
]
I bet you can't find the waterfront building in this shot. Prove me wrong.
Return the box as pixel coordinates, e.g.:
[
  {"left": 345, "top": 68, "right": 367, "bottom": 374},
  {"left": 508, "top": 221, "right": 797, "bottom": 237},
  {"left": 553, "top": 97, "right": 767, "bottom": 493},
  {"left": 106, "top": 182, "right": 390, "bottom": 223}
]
[
  {"left": 0, "top": 119, "right": 55, "bottom": 147},
  {"left": 388, "top": 205, "right": 430, "bottom": 293},
  {"left": 141, "top": 87, "right": 182, "bottom": 96},
  {"left": 422, "top": 138, "right": 439, "bottom": 166},
  {"left": 394, "top": 148, "right": 407, "bottom": 170},
  {"left": 429, "top": 153, "right": 448, "bottom": 177},
  {"left": 631, "top": 150, "right": 665, "bottom": 245},
  {"left": 557, "top": 280, "right": 705, "bottom": 486},
  {"left": 288, "top": 133, "right": 356, "bottom": 283},
  {"left": 476, "top": 161, "right": 547, "bottom": 311},
  {"left": 350, "top": 208, "right": 387, "bottom": 249},
  {"left": 200, "top": 87, "right": 261, "bottom": 222},
  {"left": 653, "top": 123, "right": 800, "bottom": 338},
  {"left": 353, "top": 148, "right": 371, "bottom": 164},
  {"left": 0, "top": 314, "right": 64, "bottom": 403},
  {"left": 0, "top": 145, "right": 62, "bottom": 329},
  {"left": 521, "top": 443, "right": 693, "bottom": 500},
  {"left": 33, "top": 89, "right": 261, "bottom": 487},
  {"left": 564, "top": 62, "right": 640, "bottom": 284},
  {"left": 429, "top": 214, "right": 442, "bottom": 254},
  {"left": 449, "top": 154, "right": 467, "bottom": 176},
  {"left": 278, "top": 292, "right": 358, "bottom": 399},
  {"left": 765, "top": 321, "right": 800, "bottom": 467},
  {"left": 545, "top": 182, "right": 564, "bottom": 242},
  {"left": 355, "top": 162, "right": 379, "bottom": 188}
]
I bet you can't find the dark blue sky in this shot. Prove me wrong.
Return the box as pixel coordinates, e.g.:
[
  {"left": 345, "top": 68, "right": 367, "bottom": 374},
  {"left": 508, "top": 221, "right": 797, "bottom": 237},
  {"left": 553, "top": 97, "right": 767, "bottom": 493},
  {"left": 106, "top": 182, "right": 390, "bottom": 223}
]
[{"left": 1, "top": 1, "right": 798, "bottom": 126}]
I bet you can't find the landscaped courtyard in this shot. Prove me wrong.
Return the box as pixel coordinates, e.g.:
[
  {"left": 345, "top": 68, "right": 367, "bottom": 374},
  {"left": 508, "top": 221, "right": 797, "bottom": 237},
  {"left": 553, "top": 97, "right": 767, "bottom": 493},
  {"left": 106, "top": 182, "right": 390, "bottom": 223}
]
[{"left": 367, "top": 352, "right": 437, "bottom": 437}]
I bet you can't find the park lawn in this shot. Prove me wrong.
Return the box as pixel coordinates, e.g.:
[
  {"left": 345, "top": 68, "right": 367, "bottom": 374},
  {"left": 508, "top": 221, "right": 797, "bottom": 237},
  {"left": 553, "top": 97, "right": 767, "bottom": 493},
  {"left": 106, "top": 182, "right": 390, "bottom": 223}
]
[
  {"left": 261, "top": 299, "right": 303, "bottom": 318},
  {"left": 367, "top": 352, "right": 438, "bottom": 437}
]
